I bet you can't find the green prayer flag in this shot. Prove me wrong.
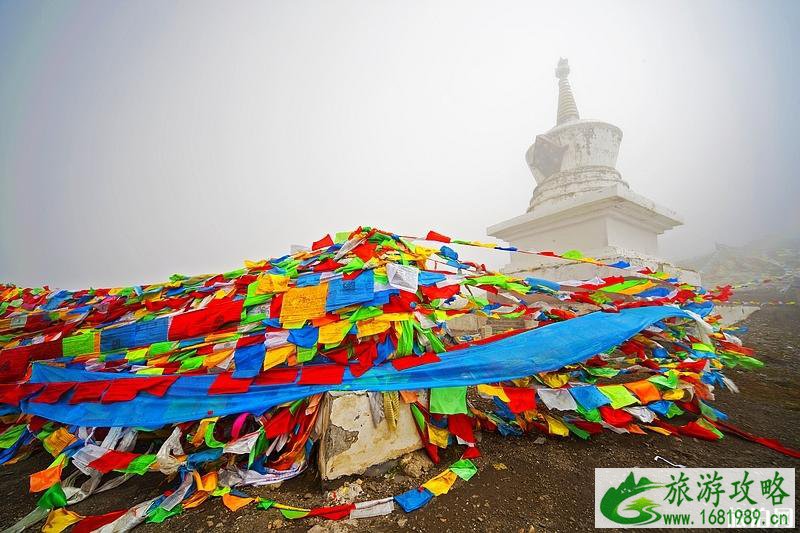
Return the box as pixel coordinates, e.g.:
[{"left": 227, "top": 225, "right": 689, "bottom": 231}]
[
  {"left": 37, "top": 483, "right": 67, "bottom": 510},
  {"left": 564, "top": 422, "right": 591, "bottom": 440},
  {"left": 297, "top": 345, "right": 317, "bottom": 363},
  {"left": 692, "top": 342, "right": 715, "bottom": 353},
  {"left": 429, "top": 386, "right": 468, "bottom": 415},
  {"left": 576, "top": 405, "right": 601, "bottom": 422},
  {"left": 561, "top": 249, "right": 583, "bottom": 260},
  {"left": 583, "top": 366, "right": 620, "bottom": 378},
  {"left": 599, "top": 279, "right": 648, "bottom": 293},
  {"left": 257, "top": 499, "right": 275, "bottom": 510},
  {"left": 147, "top": 505, "right": 183, "bottom": 523},
  {"left": 279, "top": 508, "right": 310, "bottom": 519},
  {"left": 410, "top": 404, "right": 426, "bottom": 431},
  {"left": 665, "top": 402, "right": 684, "bottom": 418},
  {"left": 178, "top": 355, "right": 204, "bottom": 372},
  {"left": 348, "top": 306, "right": 383, "bottom": 323},
  {"left": 736, "top": 355, "right": 764, "bottom": 369},
  {"left": 340, "top": 257, "right": 365, "bottom": 273},
  {"left": 648, "top": 370, "right": 679, "bottom": 389},
  {"left": 597, "top": 385, "right": 638, "bottom": 409},
  {"left": 62, "top": 331, "right": 95, "bottom": 357},
  {"left": 121, "top": 454, "right": 157, "bottom": 475},
  {"left": 449, "top": 459, "right": 477, "bottom": 481},
  {"left": 0, "top": 424, "right": 26, "bottom": 448},
  {"left": 149, "top": 341, "right": 175, "bottom": 356},
  {"left": 204, "top": 421, "right": 226, "bottom": 448}
]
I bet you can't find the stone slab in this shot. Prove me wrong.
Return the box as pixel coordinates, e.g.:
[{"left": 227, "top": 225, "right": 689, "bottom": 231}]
[{"left": 316, "top": 391, "right": 422, "bottom": 480}]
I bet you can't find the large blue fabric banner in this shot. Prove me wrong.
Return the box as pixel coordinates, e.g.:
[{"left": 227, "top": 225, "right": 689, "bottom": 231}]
[{"left": 22, "top": 306, "right": 691, "bottom": 427}]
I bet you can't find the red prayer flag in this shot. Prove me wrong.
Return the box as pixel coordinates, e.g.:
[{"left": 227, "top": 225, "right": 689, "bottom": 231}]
[
  {"left": 311, "top": 234, "right": 334, "bottom": 250},
  {"left": 0, "top": 383, "right": 43, "bottom": 406},
  {"left": 461, "top": 445, "right": 481, "bottom": 459},
  {"left": 253, "top": 367, "right": 299, "bottom": 386},
  {"left": 71, "top": 510, "right": 128, "bottom": 533},
  {"left": 69, "top": 381, "right": 111, "bottom": 404},
  {"left": 31, "top": 382, "right": 75, "bottom": 404},
  {"left": 168, "top": 299, "right": 244, "bottom": 340},
  {"left": 502, "top": 387, "right": 536, "bottom": 413},
  {"left": 598, "top": 406, "right": 634, "bottom": 427},
  {"left": 208, "top": 373, "right": 254, "bottom": 395},
  {"left": 425, "top": 230, "right": 451, "bottom": 243},
  {"left": 419, "top": 284, "right": 461, "bottom": 301},
  {"left": 307, "top": 504, "right": 355, "bottom": 520},
  {"left": 101, "top": 376, "right": 178, "bottom": 404},
  {"left": 448, "top": 413, "right": 475, "bottom": 443},
  {"left": 391, "top": 351, "right": 441, "bottom": 371},
  {"left": 264, "top": 408, "right": 293, "bottom": 439},
  {"left": 297, "top": 365, "right": 345, "bottom": 385},
  {"left": 88, "top": 449, "right": 139, "bottom": 474}
]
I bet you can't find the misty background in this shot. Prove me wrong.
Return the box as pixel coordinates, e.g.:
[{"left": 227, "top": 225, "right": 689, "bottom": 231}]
[{"left": 1, "top": 0, "right": 798, "bottom": 289}]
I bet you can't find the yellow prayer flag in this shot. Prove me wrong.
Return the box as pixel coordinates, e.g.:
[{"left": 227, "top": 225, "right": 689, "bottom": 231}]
[
  {"left": 42, "top": 509, "right": 83, "bottom": 533},
  {"left": 255, "top": 274, "right": 289, "bottom": 294},
  {"left": 42, "top": 428, "right": 76, "bottom": 457},
  {"left": 356, "top": 319, "right": 391, "bottom": 338},
  {"left": 545, "top": 415, "right": 569, "bottom": 437},
  {"left": 427, "top": 424, "right": 450, "bottom": 448},
  {"left": 202, "top": 348, "right": 235, "bottom": 368},
  {"left": 191, "top": 417, "right": 218, "bottom": 447},
  {"left": 375, "top": 312, "right": 414, "bottom": 322},
  {"left": 318, "top": 320, "right": 351, "bottom": 345},
  {"left": 422, "top": 469, "right": 459, "bottom": 496},
  {"left": 280, "top": 284, "right": 328, "bottom": 324},
  {"left": 662, "top": 388, "right": 687, "bottom": 401},
  {"left": 264, "top": 345, "right": 295, "bottom": 371},
  {"left": 477, "top": 384, "right": 510, "bottom": 403},
  {"left": 643, "top": 425, "right": 672, "bottom": 436},
  {"left": 539, "top": 373, "right": 569, "bottom": 388}
]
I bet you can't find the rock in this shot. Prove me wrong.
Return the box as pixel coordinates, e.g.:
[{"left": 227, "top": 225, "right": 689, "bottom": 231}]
[
  {"left": 326, "top": 481, "right": 364, "bottom": 504},
  {"left": 399, "top": 450, "right": 434, "bottom": 478},
  {"left": 304, "top": 492, "right": 313, "bottom": 499},
  {"left": 363, "top": 458, "right": 398, "bottom": 477},
  {"left": 533, "top": 436, "right": 546, "bottom": 444},
  {"left": 397, "top": 517, "right": 408, "bottom": 528}
]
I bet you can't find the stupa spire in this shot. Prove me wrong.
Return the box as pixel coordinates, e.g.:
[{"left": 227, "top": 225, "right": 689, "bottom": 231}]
[{"left": 555, "top": 58, "right": 579, "bottom": 125}]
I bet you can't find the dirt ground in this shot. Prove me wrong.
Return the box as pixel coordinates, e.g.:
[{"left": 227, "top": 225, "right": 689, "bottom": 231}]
[{"left": 1, "top": 292, "right": 797, "bottom": 532}]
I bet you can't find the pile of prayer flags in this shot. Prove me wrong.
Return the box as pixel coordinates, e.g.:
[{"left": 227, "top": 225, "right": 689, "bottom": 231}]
[{"left": 0, "top": 226, "right": 787, "bottom": 531}]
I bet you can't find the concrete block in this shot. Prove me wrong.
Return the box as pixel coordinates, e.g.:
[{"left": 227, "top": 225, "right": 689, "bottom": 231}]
[{"left": 317, "top": 391, "right": 422, "bottom": 480}]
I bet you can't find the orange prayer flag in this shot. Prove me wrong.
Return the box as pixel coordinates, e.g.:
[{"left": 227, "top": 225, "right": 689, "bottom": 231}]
[
  {"left": 30, "top": 463, "right": 63, "bottom": 493},
  {"left": 623, "top": 380, "right": 661, "bottom": 404},
  {"left": 222, "top": 493, "right": 255, "bottom": 512}
]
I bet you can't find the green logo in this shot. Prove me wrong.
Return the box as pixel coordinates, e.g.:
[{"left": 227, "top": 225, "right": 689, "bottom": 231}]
[{"left": 600, "top": 472, "right": 663, "bottom": 525}]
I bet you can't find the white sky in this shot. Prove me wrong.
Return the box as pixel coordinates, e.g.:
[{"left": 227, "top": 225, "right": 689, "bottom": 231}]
[{"left": 1, "top": 0, "right": 798, "bottom": 289}]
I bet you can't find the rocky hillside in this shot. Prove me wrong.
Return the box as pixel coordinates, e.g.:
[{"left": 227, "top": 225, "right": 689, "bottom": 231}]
[{"left": 680, "top": 235, "right": 800, "bottom": 288}]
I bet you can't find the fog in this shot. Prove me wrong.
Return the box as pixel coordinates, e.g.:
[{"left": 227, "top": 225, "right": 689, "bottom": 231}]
[{"left": 1, "top": 0, "right": 798, "bottom": 289}]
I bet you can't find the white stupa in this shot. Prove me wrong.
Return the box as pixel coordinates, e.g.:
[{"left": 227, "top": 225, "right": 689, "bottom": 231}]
[{"left": 488, "top": 58, "right": 699, "bottom": 284}]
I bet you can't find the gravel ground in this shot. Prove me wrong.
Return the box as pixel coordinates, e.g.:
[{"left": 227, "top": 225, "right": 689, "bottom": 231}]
[{"left": 1, "top": 294, "right": 797, "bottom": 532}]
